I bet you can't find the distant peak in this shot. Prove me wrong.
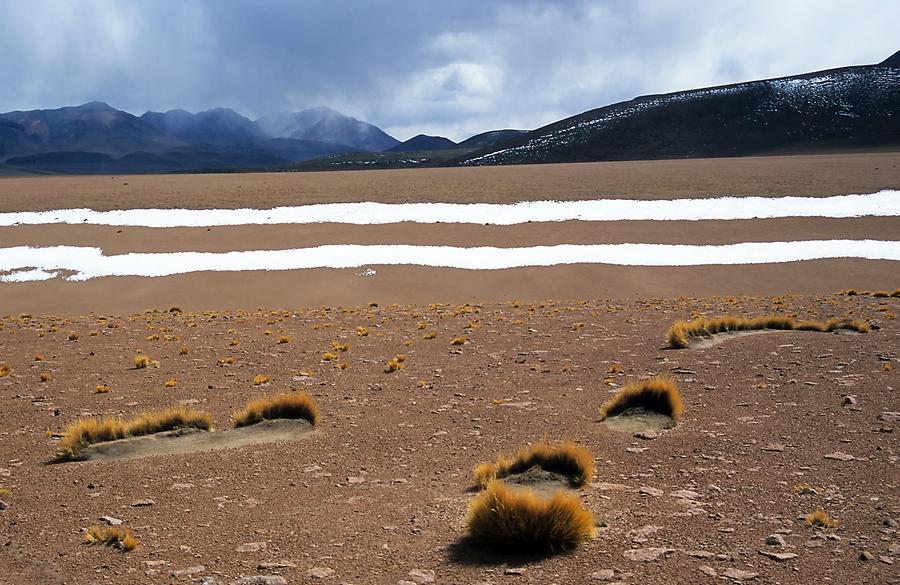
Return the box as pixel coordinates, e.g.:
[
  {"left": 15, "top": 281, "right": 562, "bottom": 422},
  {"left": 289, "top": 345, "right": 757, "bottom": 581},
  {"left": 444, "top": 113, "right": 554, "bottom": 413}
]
[
  {"left": 880, "top": 49, "right": 900, "bottom": 67},
  {"left": 78, "top": 101, "right": 115, "bottom": 111}
]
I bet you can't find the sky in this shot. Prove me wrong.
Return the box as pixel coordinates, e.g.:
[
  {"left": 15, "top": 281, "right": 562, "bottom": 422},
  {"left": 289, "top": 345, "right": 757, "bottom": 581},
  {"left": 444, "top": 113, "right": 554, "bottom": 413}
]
[{"left": 1, "top": 0, "right": 897, "bottom": 142}]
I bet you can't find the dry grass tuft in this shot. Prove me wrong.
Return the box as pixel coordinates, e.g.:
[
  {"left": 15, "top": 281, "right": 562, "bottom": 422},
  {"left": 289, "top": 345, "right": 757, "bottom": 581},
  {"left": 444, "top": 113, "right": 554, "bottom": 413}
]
[
  {"left": 40, "top": 372, "right": 52, "bottom": 382},
  {"left": 598, "top": 376, "right": 683, "bottom": 421},
  {"left": 278, "top": 335, "right": 292, "bottom": 344},
  {"left": 95, "top": 384, "right": 112, "bottom": 394},
  {"left": 58, "top": 406, "right": 211, "bottom": 459},
  {"left": 252, "top": 374, "right": 271, "bottom": 385},
  {"left": 608, "top": 364, "right": 624, "bottom": 374},
  {"left": 356, "top": 326, "right": 369, "bottom": 337},
  {"left": 233, "top": 392, "right": 319, "bottom": 427},
  {"left": 331, "top": 341, "right": 351, "bottom": 352},
  {"left": 133, "top": 355, "right": 158, "bottom": 369},
  {"left": 474, "top": 442, "right": 594, "bottom": 489},
  {"left": 666, "top": 315, "right": 871, "bottom": 348},
  {"left": 450, "top": 336, "right": 467, "bottom": 346},
  {"left": 164, "top": 379, "right": 177, "bottom": 388},
  {"left": 67, "top": 332, "right": 80, "bottom": 341},
  {"left": 84, "top": 525, "right": 139, "bottom": 551},
  {"left": 179, "top": 346, "right": 190, "bottom": 355},
  {"left": 467, "top": 481, "right": 595, "bottom": 551},
  {"left": 805, "top": 509, "right": 839, "bottom": 529},
  {"left": 385, "top": 354, "right": 407, "bottom": 373},
  {"left": 0, "top": 363, "right": 12, "bottom": 377}
]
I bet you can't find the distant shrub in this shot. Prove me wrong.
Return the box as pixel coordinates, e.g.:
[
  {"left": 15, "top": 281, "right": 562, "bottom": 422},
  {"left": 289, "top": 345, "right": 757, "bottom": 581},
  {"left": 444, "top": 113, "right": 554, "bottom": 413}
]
[
  {"left": 805, "top": 509, "right": 838, "bottom": 529},
  {"left": 598, "top": 376, "right": 683, "bottom": 420},
  {"left": 666, "top": 315, "right": 871, "bottom": 348},
  {"left": 84, "top": 525, "right": 139, "bottom": 551},
  {"left": 474, "top": 442, "right": 594, "bottom": 489},
  {"left": 233, "top": 392, "right": 319, "bottom": 427}
]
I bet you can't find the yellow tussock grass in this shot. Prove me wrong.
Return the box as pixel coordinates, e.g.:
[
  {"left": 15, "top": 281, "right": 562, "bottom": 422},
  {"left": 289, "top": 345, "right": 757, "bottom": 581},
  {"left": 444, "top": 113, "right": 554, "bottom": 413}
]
[
  {"left": 385, "top": 355, "right": 407, "bottom": 373},
  {"left": 608, "top": 364, "right": 624, "bottom": 374},
  {"left": 40, "top": 372, "right": 52, "bottom": 382},
  {"left": 84, "top": 525, "right": 139, "bottom": 551},
  {"left": 331, "top": 341, "right": 350, "bottom": 352},
  {"left": 59, "top": 405, "right": 211, "bottom": 459},
  {"left": 0, "top": 363, "right": 12, "bottom": 377},
  {"left": 474, "top": 442, "right": 594, "bottom": 489},
  {"left": 95, "top": 384, "right": 112, "bottom": 394},
  {"left": 278, "top": 335, "right": 292, "bottom": 344},
  {"left": 253, "top": 374, "right": 271, "bottom": 385},
  {"left": 179, "top": 347, "right": 190, "bottom": 355},
  {"left": 666, "top": 315, "right": 871, "bottom": 348},
  {"left": 467, "top": 481, "right": 595, "bottom": 551},
  {"left": 164, "top": 379, "right": 177, "bottom": 388},
  {"left": 598, "top": 376, "right": 683, "bottom": 421},
  {"left": 356, "top": 326, "right": 369, "bottom": 337},
  {"left": 805, "top": 509, "right": 838, "bottom": 528},
  {"left": 218, "top": 356, "right": 234, "bottom": 365},
  {"left": 233, "top": 392, "right": 319, "bottom": 427},
  {"left": 67, "top": 332, "right": 80, "bottom": 341},
  {"left": 450, "top": 336, "right": 467, "bottom": 346},
  {"left": 133, "top": 355, "right": 158, "bottom": 369}
]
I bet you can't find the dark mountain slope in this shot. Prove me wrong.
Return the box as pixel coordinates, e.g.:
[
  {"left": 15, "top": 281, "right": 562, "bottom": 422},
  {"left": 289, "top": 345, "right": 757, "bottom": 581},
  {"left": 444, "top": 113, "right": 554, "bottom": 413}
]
[
  {"left": 457, "top": 129, "right": 527, "bottom": 150},
  {"left": 141, "top": 108, "right": 264, "bottom": 145},
  {"left": 386, "top": 134, "right": 457, "bottom": 152},
  {"left": 255, "top": 107, "right": 399, "bottom": 152},
  {"left": 458, "top": 56, "right": 900, "bottom": 166}
]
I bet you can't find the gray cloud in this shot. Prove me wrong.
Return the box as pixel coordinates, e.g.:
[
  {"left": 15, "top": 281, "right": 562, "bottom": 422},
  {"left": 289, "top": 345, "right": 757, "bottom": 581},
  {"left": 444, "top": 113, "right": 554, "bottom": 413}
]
[{"left": 1, "top": 0, "right": 897, "bottom": 141}]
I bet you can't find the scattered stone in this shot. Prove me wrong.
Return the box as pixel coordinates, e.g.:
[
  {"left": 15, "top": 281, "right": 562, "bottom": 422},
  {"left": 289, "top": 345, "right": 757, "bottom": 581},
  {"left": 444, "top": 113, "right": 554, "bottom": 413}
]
[
  {"left": 670, "top": 489, "right": 700, "bottom": 500},
  {"left": 842, "top": 395, "right": 857, "bottom": 406},
  {"left": 626, "top": 525, "right": 661, "bottom": 544},
  {"left": 623, "top": 547, "right": 675, "bottom": 562},
  {"left": 590, "top": 569, "right": 615, "bottom": 580},
  {"left": 257, "top": 561, "right": 296, "bottom": 570},
  {"left": 130, "top": 499, "right": 155, "bottom": 507},
  {"left": 170, "top": 482, "right": 194, "bottom": 490},
  {"left": 504, "top": 568, "right": 526, "bottom": 575},
  {"left": 634, "top": 429, "right": 659, "bottom": 440},
  {"left": 824, "top": 451, "right": 855, "bottom": 461},
  {"left": 698, "top": 565, "right": 717, "bottom": 577},
  {"left": 0, "top": 500, "right": 8, "bottom": 511},
  {"left": 591, "top": 482, "right": 628, "bottom": 491},
  {"left": 236, "top": 542, "right": 267, "bottom": 553},
  {"left": 721, "top": 568, "right": 759, "bottom": 581},
  {"left": 765, "top": 534, "right": 787, "bottom": 546},
  {"left": 171, "top": 565, "right": 205, "bottom": 577},
  {"left": 306, "top": 567, "right": 335, "bottom": 579},
  {"left": 638, "top": 486, "right": 663, "bottom": 497},
  {"left": 232, "top": 577, "right": 287, "bottom": 585},
  {"left": 759, "top": 550, "right": 798, "bottom": 561},
  {"left": 859, "top": 550, "right": 875, "bottom": 561},
  {"left": 98, "top": 515, "right": 123, "bottom": 526},
  {"left": 686, "top": 550, "right": 715, "bottom": 559},
  {"left": 407, "top": 568, "right": 435, "bottom": 583},
  {"left": 880, "top": 556, "right": 894, "bottom": 565},
  {"left": 625, "top": 447, "right": 649, "bottom": 453},
  {"left": 761, "top": 443, "right": 785, "bottom": 452},
  {"left": 878, "top": 412, "right": 900, "bottom": 423},
  {"left": 144, "top": 560, "right": 170, "bottom": 567},
  {"left": 884, "top": 518, "right": 898, "bottom": 528}
]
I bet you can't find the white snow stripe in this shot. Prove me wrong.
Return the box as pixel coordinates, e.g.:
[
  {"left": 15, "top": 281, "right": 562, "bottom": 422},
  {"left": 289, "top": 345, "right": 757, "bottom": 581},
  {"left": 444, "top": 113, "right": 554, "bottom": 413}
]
[
  {"left": 0, "top": 191, "right": 898, "bottom": 227},
  {"left": 0, "top": 240, "right": 898, "bottom": 282}
]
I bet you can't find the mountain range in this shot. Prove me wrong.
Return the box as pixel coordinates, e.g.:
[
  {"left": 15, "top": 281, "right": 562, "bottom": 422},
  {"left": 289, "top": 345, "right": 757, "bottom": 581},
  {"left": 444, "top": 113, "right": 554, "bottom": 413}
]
[{"left": 1, "top": 50, "right": 898, "bottom": 174}]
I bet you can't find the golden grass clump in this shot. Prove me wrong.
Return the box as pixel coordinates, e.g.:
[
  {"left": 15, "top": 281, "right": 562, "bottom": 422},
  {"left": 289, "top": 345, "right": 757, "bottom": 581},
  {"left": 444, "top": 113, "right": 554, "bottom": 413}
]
[
  {"left": 164, "top": 379, "right": 177, "bottom": 388},
  {"left": 467, "top": 481, "right": 595, "bottom": 551},
  {"left": 67, "top": 332, "right": 80, "bottom": 341},
  {"left": 278, "top": 335, "right": 292, "bottom": 344},
  {"left": 356, "top": 326, "right": 369, "bottom": 337},
  {"left": 450, "top": 336, "right": 467, "bottom": 346},
  {"left": 40, "top": 372, "right": 52, "bottom": 382},
  {"left": 805, "top": 509, "right": 839, "bottom": 529},
  {"left": 0, "top": 363, "right": 11, "bottom": 377},
  {"left": 666, "top": 315, "right": 872, "bottom": 348},
  {"left": 218, "top": 356, "right": 235, "bottom": 365},
  {"left": 331, "top": 341, "right": 350, "bottom": 352},
  {"left": 233, "top": 392, "right": 319, "bottom": 427},
  {"left": 58, "top": 406, "right": 212, "bottom": 459},
  {"left": 133, "top": 355, "right": 158, "bottom": 369},
  {"left": 179, "top": 346, "right": 190, "bottom": 355},
  {"left": 253, "top": 374, "right": 270, "bottom": 385},
  {"left": 84, "top": 525, "right": 139, "bottom": 551},
  {"left": 95, "top": 384, "right": 112, "bottom": 394},
  {"left": 608, "top": 364, "right": 624, "bottom": 374},
  {"left": 474, "top": 442, "right": 594, "bottom": 489},
  {"left": 423, "top": 332, "right": 437, "bottom": 340},
  {"left": 598, "top": 376, "right": 683, "bottom": 421}
]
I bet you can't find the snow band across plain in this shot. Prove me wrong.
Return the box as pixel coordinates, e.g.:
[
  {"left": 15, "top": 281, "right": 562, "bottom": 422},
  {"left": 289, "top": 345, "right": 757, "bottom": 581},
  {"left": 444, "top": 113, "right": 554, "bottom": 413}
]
[
  {"left": 0, "top": 191, "right": 898, "bottom": 227},
  {"left": 1, "top": 240, "right": 899, "bottom": 282}
]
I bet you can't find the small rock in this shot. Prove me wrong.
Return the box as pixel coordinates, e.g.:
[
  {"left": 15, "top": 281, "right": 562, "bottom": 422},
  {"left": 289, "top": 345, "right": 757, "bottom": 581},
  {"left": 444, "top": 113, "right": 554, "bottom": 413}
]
[
  {"left": 698, "top": 565, "right": 717, "bottom": 577},
  {"left": 623, "top": 547, "right": 675, "bottom": 562},
  {"left": 170, "top": 482, "right": 194, "bottom": 490},
  {"left": 671, "top": 489, "right": 700, "bottom": 500},
  {"left": 721, "top": 568, "right": 759, "bottom": 581},
  {"left": 765, "top": 534, "right": 787, "bottom": 546},
  {"left": 130, "top": 499, "right": 155, "bottom": 507},
  {"left": 0, "top": 500, "right": 8, "bottom": 511},
  {"left": 880, "top": 556, "right": 894, "bottom": 565},
  {"left": 761, "top": 443, "right": 785, "bottom": 452},
  {"left": 236, "top": 542, "right": 267, "bottom": 553},
  {"left": 879, "top": 411, "right": 900, "bottom": 423},
  {"left": 686, "top": 550, "right": 715, "bottom": 559},
  {"left": 634, "top": 429, "right": 658, "bottom": 440},
  {"left": 232, "top": 577, "right": 287, "bottom": 585},
  {"left": 884, "top": 518, "right": 898, "bottom": 528},
  {"left": 99, "top": 515, "right": 123, "bottom": 526},
  {"left": 625, "top": 447, "right": 649, "bottom": 453},
  {"left": 590, "top": 569, "right": 615, "bottom": 580},
  {"left": 171, "top": 565, "right": 205, "bottom": 577},
  {"left": 407, "top": 568, "right": 435, "bottom": 583},
  {"left": 257, "top": 561, "right": 296, "bottom": 570},
  {"left": 638, "top": 486, "right": 663, "bottom": 497},
  {"left": 841, "top": 395, "right": 857, "bottom": 406},
  {"left": 504, "top": 568, "right": 526, "bottom": 575},
  {"left": 759, "top": 550, "right": 798, "bottom": 561},
  {"left": 306, "top": 566, "right": 335, "bottom": 578},
  {"left": 143, "top": 560, "right": 170, "bottom": 567},
  {"left": 824, "top": 451, "right": 855, "bottom": 461},
  {"left": 859, "top": 550, "right": 875, "bottom": 561}
]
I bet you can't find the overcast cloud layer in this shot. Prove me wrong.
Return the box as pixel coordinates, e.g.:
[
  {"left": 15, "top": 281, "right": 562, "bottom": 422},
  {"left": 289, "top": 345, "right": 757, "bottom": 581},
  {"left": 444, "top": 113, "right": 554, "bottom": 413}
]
[{"left": 1, "top": 0, "right": 897, "bottom": 141}]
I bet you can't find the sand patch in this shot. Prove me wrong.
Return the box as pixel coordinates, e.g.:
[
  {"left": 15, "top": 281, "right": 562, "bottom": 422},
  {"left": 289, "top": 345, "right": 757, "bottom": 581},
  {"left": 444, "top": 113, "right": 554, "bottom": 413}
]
[
  {"left": 602, "top": 407, "right": 677, "bottom": 433},
  {"left": 499, "top": 466, "right": 575, "bottom": 499},
  {"left": 57, "top": 418, "right": 314, "bottom": 462}
]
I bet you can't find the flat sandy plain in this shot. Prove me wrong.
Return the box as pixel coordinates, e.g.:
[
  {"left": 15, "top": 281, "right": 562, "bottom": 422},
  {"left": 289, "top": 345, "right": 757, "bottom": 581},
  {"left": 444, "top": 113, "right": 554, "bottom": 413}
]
[{"left": 0, "top": 153, "right": 898, "bottom": 584}]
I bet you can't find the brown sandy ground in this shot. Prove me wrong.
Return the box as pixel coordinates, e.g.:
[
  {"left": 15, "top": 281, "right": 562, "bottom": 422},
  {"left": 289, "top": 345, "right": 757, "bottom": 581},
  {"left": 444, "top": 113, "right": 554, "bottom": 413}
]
[
  {"left": 0, "top": 292, "right": 897, "bottom": 584},
  {"left": 0, "top": 152, "right": 898, "bottom": 211}
]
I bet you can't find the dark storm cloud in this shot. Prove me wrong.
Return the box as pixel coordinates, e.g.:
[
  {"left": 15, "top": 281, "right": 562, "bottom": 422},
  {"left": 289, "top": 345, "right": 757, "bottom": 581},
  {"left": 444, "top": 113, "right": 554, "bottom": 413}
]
[{"left": 1, "top": 0, "right": 897, "bottom": 141}]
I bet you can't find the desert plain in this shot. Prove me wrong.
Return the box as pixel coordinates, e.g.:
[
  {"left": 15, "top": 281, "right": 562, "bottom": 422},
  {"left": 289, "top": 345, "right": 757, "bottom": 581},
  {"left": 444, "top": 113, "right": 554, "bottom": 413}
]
[{"left": 0, "top": 152, "right": 898, "bottom": 584}]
